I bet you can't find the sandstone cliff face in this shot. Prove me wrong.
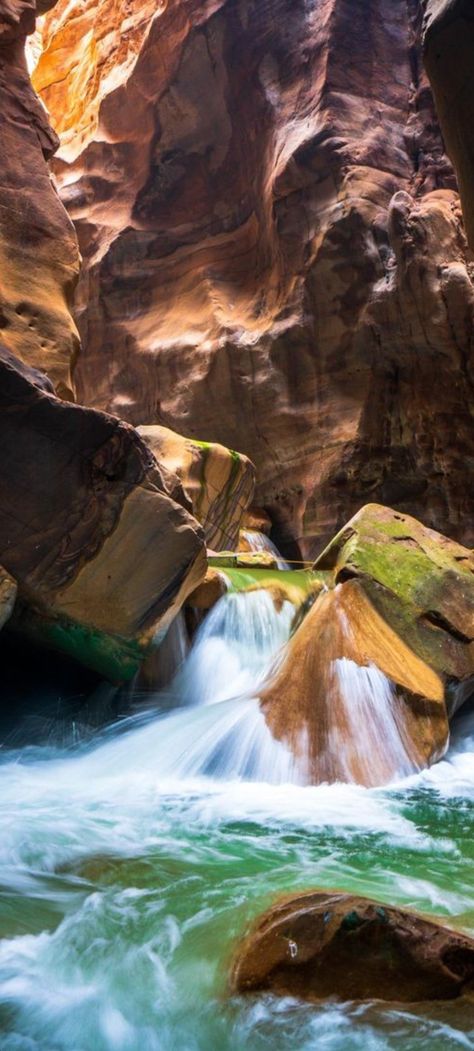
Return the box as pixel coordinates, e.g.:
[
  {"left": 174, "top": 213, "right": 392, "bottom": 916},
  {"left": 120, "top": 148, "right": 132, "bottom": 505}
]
[
  {"left": 424, "top": 1, "right": 474, "bottom": 248},
  {"left": 0, "top": 0, "right": 80, "bottom": 398},
  {"left": 33, "top": 0, "right": 474, "bottom": 557}
]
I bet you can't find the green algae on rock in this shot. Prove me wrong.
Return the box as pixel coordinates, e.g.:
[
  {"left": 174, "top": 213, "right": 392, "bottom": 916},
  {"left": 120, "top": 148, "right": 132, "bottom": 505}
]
[
  {"left": 314, "top": 504, "right": 474, "bottom": 712},
  {"left": 139, "top": 426, "right": 255, "bottom": 551},
  {"left": 0, "top": 349, "right": 206, "bottom": 682}
]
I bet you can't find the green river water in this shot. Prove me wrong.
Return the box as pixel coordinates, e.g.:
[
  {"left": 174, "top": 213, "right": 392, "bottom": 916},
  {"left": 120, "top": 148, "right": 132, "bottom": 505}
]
[{"left": 0, "top": 591, "right": 473, "bottom": 1051}]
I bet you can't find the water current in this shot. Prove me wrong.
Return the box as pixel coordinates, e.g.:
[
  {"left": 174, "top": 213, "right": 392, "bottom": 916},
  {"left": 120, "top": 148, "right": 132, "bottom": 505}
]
[{"left": 0, "top": 589, "right": 473, "bottom": 1050}]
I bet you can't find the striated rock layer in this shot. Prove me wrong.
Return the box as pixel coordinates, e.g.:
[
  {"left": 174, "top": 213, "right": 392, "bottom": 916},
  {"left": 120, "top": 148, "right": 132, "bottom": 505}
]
[
  {"left": 33, "top": 0, "right": 474, "bottom": 557},
  {"left": 0, "top": 0, "right": 80, "bottom": 398},
  {"left": 0, "top": 348, "right": 206, "bottom": 682}
]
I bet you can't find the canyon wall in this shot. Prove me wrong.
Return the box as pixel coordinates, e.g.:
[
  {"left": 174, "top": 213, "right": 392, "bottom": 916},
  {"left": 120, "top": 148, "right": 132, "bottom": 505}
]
[
  {"left": 0, "top": 0, "right": 80, "bottom": 398},
  {"left": 33, "top": 0, "right": 474, "bottom": 557}
]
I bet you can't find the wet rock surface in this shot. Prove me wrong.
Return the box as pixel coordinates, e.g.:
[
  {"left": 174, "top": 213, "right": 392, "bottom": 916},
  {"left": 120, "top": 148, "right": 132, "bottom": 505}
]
[
  {"left": 231, "top": 890, "right": 474, "bottom": 1003},
  {"left": 260, "top": 578, "right": 448, "bottom": 787},
  {"left": 314, "top": 503, "right": 474, "bottom": 711}
]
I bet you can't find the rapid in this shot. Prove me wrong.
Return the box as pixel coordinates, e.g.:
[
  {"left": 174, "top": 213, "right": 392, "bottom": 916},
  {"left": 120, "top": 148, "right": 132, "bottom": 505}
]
[{"left": 0, "top": 586, "right": 474, "bottom": 1051}]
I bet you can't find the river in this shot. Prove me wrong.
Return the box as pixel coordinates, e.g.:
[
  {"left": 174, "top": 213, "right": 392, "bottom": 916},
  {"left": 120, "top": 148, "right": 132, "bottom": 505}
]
[{"left": 0, "top": 589, "right": 473, "bottom": 1050}]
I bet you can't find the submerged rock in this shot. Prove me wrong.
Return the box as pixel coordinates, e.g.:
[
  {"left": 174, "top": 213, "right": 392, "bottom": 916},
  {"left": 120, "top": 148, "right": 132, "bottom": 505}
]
[
  {"left": 231, "top": 890, "right": 474, "bottom": 1003},
  {"left": 0, "top": 350, "right": 206, "bottom": 682},
  {"left": 314, "top": 504, "right": 474, "bottom": 714},
  {"left": 138, "top": 425, "right": 255, "bottom": 551},
  {"left": 260, "top": 579, "right": 447, "bottom": 787}
]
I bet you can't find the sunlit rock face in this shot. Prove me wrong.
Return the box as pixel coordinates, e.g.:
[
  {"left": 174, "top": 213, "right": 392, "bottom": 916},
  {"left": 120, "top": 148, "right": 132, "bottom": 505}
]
[
  {"left": 423, "top": 0, "right": 474, "bottom": 248},
  {"left": 0, "top": 347, "right": 206, "bottom": 683},
  {"left": 33, "top": 0, "right": 474, "bottom": 555},
  {"left": 0, "top": 0, "right": 80, "bottom": 399},
  {"left": 260, "top": 579, "right": 448, "bottom": 788}
]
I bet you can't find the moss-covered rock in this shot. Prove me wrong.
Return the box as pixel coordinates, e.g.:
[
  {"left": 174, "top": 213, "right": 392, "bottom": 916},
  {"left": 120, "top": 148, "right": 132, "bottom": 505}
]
[{"left": 314, "top": 504, "right": 474, "bottom": 712}]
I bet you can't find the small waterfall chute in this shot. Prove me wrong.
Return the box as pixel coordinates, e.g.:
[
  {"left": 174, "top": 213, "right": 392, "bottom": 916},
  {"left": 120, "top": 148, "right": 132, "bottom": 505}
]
[
  {"left": 170, "top": 588, "right": 294, "bottom": 707},
  {"left": 239, "top": 529, "right": 290, "bottom": 569}
]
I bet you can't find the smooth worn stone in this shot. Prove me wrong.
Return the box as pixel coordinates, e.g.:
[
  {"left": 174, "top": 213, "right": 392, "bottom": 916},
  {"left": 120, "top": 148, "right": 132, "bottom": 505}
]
[
  {"left": 31, "top": 0, "right": 474, "bottom": 556},
  {"left": 138, "top": 425, "right": 255, "bottom": 551},
  {"left": 0, "top": 348, "right": 206, "bottom": 682},
  {"left": 260, "top": 579, "right": 448, "bottom": 787},
  {"left": 231, "top": 890, "right": 474, "bottom": 1003},
  {"left": 314, "top": 503, "right": 474, "bottom": 713}
]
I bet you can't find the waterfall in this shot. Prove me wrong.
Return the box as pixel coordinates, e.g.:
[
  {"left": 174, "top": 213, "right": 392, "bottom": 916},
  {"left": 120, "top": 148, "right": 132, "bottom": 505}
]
[
  {"left": 239, "top": 529, "right": 290, "bottom": 569},
  {"left": 169, "top": 589, "right": 294, "bottom": 707},
  {"left": 325, "top": 658, "right": 423, "bottom": 784}
]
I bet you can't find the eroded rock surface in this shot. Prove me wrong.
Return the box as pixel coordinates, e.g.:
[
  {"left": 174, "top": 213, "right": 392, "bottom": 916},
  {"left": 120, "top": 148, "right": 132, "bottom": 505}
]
[
  {"left": 260, "top": 578, "right": 448, "bottom": 787},
  {"left": 314, "top": 503, "right": 474, "bottom": 711},
  {"left": 0, "top": 348, "right": 206, "bottom": 681},
  {"left": 0, "top": 0, "right": 80, "bottom": 398},
  {"left": 424, "top": 0, "right": 474, "bottom": 247},
  {"left": 231, "top": 890, "right": 474, "bottom": 1002},
  {"left": 138, "top": 425, "right": 255, "bottom": 550},
  {"left": 33, "top": 0, "right": 474, "bottom": 556}
]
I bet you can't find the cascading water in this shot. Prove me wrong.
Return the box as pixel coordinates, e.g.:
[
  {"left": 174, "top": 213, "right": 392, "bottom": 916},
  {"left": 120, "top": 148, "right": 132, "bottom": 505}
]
[
  {"left": 171, "top": 588, "right": 294, "bottom": 706},
  {"left": 1, "top": 578, "right": 474, "bottom": 1050},
  {"left": 239, "top": 529, "right": 290, "bottom": 569}
]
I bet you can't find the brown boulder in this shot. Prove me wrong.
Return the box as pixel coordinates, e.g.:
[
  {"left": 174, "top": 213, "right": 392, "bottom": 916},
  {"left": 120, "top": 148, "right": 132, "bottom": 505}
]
[
  {"left": 187, "top": 568, "right": 228, "bottom": 611},
  {"left": 314, "top": 504, "right": 474, "bottom": 713},
  {"left": 138, "top": 425, "right": 255, "bottom": 551},
  {"left": 231, "top": 890, "right": 474, "bottom": 1002},
  {"left": 260, "top": 579, "right": 447, "bottom": 787},
  {"left": 0, "top": 349, "right": 206, "bottom": 681}
]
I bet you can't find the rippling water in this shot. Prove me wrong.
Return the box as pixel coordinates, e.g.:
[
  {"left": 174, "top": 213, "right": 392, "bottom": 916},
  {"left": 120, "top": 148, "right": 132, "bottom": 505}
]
[{"left": 1, "top": 592, "right": 473, "bottom": 1050}]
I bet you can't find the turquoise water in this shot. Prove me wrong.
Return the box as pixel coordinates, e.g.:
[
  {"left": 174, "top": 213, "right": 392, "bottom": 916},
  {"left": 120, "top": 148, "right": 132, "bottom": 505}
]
[{"left": 0, "top": 592, "right": 473, "bottom": 1050}]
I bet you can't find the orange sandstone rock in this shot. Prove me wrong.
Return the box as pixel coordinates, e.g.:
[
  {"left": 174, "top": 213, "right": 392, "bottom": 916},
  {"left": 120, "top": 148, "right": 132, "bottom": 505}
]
[
  {"left": 33, "top": 0, "right": 474, "bottom": 555},
  {"left": 0, "top": 0, "right": 80, "bottom": 397},
  {"left": 260, "top": 579, "right": 447, "bottom": 787}
]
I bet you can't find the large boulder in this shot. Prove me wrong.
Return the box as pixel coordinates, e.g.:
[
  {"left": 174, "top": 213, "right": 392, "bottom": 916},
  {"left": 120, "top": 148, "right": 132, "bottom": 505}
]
[
  {"left": 260, "top": 579, "right": 447, "bottom": 787},
  {"left": 424, "top": 1, "right": 474, "bottom": 248},
  {"left": 314, "top": 504, "right": 474, "bottom": 712},
  {"left": 0, "top": 350, "right": 206, "bottom": 681},
  {"left": 231, "top": 890, "right": 474, "bottom": 1002},
  {"left": 0, "top": 0, "right": 80, "bottom": 398},
  {"left": 138, "top": 425, "right": 255, "bottom": 550}
]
